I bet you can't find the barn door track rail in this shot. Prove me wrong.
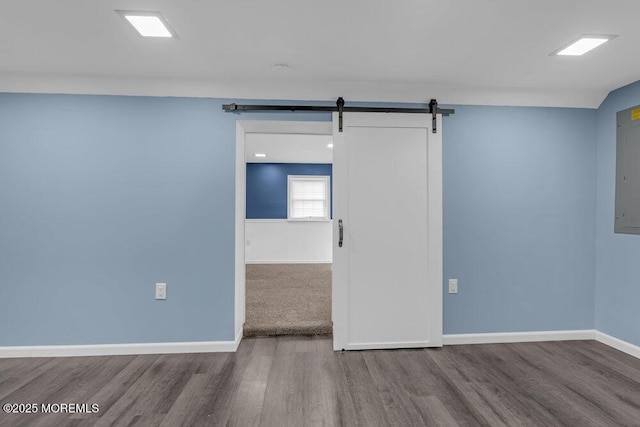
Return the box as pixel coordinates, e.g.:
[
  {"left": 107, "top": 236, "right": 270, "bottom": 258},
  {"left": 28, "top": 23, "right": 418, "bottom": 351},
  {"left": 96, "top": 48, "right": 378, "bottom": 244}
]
[{"left": 222, "top": 98, "right": 455, "bottom": 133}]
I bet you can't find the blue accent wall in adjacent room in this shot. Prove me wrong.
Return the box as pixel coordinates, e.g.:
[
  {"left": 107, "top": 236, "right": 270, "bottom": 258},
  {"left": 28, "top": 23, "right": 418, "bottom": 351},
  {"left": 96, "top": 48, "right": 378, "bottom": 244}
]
[
  {"left": 246, "top": 163, "right": 333, "bottom": 219},
  {"left": 595, "top": 80, "right": 640, "bottom": 348}
]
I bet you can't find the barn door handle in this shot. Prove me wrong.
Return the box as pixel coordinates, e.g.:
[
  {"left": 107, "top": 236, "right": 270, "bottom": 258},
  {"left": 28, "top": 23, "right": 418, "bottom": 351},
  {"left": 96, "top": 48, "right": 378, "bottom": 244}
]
[{"left": 338, "top": 220, "right": 344, "bottom": 247}]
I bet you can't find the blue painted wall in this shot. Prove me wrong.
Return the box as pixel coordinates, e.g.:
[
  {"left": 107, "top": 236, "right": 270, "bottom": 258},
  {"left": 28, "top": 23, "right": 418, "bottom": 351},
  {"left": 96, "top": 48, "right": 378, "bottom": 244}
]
[
  {"left": 0, "top": 92, "right": 599, "bottom": 346},
  {"left": 0, "top": 93, "right": 330, "bottom": 345},
  {"left": 246, "top": 163, "right": 332, "bottom": 219},
  {"left": 595, "top": 80, "right": 640, "bottom": 347},
  {"left": 443, "top": 105, "right": 597, "bottom": 333}
]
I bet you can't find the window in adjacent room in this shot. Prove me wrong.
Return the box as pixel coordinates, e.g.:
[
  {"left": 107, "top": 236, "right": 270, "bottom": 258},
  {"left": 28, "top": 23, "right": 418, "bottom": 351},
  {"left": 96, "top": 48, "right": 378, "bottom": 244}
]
[{"left": 288, "top": 175, "right": 330, "bottom": 221}]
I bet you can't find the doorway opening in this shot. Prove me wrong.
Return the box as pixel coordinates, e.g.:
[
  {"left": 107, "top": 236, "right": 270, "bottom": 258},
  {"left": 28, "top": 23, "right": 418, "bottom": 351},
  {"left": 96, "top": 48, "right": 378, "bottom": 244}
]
[
  {"left": 235, "top": 121, "right": 334, "bottom": 339},
  {"left": 234, "top": 115, "right": 443, "bottom": 351}
]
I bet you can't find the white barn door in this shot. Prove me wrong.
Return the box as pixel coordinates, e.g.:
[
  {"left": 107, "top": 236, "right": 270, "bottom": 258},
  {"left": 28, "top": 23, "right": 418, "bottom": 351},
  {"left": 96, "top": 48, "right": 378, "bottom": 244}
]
[{"left": 332, "top": 112, "right": 442, "bottom": 350}]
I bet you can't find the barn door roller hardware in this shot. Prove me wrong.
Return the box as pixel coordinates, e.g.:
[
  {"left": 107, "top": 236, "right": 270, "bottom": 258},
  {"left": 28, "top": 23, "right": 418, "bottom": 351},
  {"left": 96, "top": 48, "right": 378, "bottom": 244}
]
[{"left": 222, "top": 98, "right": 454, "bottom": 133}]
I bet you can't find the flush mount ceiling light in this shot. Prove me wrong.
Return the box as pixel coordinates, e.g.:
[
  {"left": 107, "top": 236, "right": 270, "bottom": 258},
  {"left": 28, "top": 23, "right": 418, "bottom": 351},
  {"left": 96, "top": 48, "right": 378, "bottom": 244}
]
[
  {"left": 254, "top": 153, "right": 267, "bottom": 158},
  {"left": 327, "top": 143, "right": 334, "bottom": 148},
  {"left": 116, "top": 11, "right": 177, "bottom": 38},
  {"left": 552, "top": 35, "right": 617, "bottom": 56}
]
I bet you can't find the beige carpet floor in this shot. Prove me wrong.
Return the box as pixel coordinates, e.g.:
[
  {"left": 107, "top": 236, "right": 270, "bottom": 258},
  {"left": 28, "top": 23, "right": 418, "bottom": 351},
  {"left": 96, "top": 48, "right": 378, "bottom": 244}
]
[{"left": 244, "top": 264, "right": 332, "bottom": 337}]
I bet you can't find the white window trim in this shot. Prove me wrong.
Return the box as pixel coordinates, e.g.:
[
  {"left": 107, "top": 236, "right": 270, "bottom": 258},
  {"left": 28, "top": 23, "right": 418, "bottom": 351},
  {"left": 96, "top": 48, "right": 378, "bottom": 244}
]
[{"left": 287, "top": 175, "right": 331, "bottom": 221}]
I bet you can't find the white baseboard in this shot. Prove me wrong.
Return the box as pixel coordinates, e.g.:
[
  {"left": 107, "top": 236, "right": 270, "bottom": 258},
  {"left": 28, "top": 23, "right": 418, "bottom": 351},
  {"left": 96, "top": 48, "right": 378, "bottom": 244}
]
[
  {"left": 0, "top": 329, "right": 243, "bottom": 359},
  {"left": 443, "top": 330, "right": 596, "bottom": 345},
  {"left": 595, "top": 331, "right": 640, "bottom": 360},
  {"left": 245, "top": 260, "right": 332, "bottom": 264},
  {"left": 3, "top": 329, "right": 638, "bottom": 361},
  {"left": 443, "top": 330, "right": 640, "bottom": 361}
]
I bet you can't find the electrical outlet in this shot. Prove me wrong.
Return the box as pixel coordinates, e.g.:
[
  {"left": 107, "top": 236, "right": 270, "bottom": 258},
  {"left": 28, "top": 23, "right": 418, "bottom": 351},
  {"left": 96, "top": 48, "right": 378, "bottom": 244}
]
[
  {"left": 448, "top": 279, "right": 458, "bottom": 294},
  {"left": 156, "top": 283, "right": 167, "bottom": 300}
]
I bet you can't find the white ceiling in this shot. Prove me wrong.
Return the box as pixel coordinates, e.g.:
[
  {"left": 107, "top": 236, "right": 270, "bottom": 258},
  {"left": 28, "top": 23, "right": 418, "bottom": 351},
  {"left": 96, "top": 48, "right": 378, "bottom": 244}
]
[
  {"left": 245, "top": 134, "right": 333, "bottom": 164},
  {"left": 1, "top": 0, "right": 639, "bottom": 108}
]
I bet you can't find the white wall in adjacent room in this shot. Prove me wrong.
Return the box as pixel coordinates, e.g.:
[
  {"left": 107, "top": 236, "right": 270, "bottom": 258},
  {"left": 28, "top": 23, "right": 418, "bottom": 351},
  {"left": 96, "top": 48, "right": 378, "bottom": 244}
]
[{"left": 245, "top": 220, "right": 332, "bottom": 263}]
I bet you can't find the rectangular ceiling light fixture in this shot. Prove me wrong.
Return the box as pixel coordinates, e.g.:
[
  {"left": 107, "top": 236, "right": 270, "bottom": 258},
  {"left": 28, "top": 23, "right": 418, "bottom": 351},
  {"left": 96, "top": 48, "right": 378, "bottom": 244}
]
[
  {"left": 116, "top": 11, "right": 177, "bottom": 38},
  {"left": 254, "top": 153, "right": 267, "bottom": 158},
  {"left": 553, "top": 35, "right": 616, "bottom": 56}
]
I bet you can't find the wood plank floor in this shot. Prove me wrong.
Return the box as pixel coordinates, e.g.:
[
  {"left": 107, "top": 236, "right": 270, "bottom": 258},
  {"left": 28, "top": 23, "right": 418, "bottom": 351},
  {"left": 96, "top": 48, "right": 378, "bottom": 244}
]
[{"left": 1, "top": 337, "right": 639, "bottom": 426}]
